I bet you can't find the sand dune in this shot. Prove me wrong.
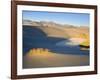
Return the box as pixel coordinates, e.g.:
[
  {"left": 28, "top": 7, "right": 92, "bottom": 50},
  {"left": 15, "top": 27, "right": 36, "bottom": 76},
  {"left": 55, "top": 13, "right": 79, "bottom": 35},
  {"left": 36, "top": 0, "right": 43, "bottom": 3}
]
[
  {"left": 23, "top": 20, "right": 89, "bottom": 68},
  {"left": 23, "top": 20, "right": 89, "bottom": 39},
  {"left": 23, "top": 51, "right": 89, "bottom": 68}
]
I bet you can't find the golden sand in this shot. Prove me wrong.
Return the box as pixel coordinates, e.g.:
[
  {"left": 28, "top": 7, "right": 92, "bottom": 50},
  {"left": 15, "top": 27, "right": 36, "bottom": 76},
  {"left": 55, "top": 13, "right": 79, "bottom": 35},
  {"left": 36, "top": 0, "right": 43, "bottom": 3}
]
[{"left": 23, "top": 48, "right": 89, "bottom": 68}]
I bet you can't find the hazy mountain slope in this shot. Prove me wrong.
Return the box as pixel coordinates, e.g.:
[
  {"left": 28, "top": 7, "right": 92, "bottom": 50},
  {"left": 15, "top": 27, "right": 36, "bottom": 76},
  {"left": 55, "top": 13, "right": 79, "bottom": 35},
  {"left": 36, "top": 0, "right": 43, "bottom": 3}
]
[{"left": 23, "top": 20, "right": 89, "bottom": 40}]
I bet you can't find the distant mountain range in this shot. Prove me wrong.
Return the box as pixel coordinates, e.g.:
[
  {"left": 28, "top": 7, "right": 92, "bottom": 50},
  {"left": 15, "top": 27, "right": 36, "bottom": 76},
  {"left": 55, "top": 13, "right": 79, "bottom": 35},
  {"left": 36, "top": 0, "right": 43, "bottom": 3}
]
[{"left": 23, "top": 20, "right": 88, "bottom": 28}]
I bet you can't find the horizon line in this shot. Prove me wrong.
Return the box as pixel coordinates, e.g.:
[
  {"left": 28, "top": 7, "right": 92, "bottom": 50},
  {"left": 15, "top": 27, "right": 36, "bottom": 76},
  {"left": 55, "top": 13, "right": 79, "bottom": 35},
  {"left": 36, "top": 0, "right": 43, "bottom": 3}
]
[{"left": 23, "top": 19, "right": 89, "bottom": 27}]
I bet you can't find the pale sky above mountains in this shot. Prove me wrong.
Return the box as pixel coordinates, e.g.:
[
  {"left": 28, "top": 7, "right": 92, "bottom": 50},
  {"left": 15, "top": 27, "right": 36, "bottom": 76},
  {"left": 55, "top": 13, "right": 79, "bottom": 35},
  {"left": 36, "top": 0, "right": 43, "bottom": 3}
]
[{"left": 23, "top": 11, "right": 90, "bottom": 27}]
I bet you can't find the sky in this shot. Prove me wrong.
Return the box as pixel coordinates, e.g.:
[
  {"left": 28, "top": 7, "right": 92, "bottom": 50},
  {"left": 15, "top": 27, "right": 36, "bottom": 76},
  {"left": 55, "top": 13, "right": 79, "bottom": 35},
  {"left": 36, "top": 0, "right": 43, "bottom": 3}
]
[{"left": 22, "top": 10, "right": 90, "bottom": 27}]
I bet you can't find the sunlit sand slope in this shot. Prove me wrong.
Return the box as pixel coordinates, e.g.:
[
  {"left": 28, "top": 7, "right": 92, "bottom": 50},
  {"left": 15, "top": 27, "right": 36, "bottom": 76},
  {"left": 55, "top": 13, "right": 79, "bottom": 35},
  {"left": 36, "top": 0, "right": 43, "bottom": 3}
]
[{"left": 23, "top": 48, "right": 89, "bottom": 68}]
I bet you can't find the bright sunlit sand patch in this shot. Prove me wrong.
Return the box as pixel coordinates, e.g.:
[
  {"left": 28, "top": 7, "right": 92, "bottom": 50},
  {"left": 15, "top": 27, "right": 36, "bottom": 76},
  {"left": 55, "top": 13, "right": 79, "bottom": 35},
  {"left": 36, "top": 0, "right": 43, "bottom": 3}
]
[
  {"left": 27, "top": 48, "right": 55, "bottom": 58},
  {"left": 23, "top": 48, "right": 89, "bottom": 68}
]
